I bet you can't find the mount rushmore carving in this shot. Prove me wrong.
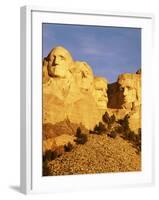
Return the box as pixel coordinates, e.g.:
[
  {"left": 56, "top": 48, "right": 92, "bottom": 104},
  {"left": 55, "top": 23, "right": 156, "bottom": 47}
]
[{"left": 43, "top": 46, "right": 141, "bottom": 133}]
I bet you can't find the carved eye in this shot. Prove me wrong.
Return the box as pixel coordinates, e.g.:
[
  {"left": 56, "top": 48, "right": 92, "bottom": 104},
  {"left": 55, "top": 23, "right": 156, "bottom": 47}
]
[
  {"left": 127, "top": 86, "right": 131, "bottom": 90},
  {"left": 119, "top": 87, "right": 124, "bottom": 92},
  {"left": 60, "top": 55, "right": 65, "bottom": 60},
  {"left": 81, "top": 71, "right": 86, "bottom": 78}
]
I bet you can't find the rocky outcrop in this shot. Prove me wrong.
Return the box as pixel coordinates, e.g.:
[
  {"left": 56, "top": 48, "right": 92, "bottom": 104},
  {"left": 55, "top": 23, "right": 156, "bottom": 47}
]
[
  {"left": 92, "top": 77, "right": 108, "bottom": 110},
  {"left": 42, "top": 46, "right": 141, "bottom": 135},
  {"left": 128, "top": 107, "right": 141, "bottom": 134},
  {"left": 108, "top": 72, "right": 141, "bottom": 134},
  {"left": 108, "top": 73, "right": 141, "bottom": 110},
  {"left": 43, "top": 119, "right": 89, "bottom": 140},
  {"left": 108, "top": 82, "right": 121, "bottom": 109},
  {"left": 55, "top": 134, "right": 76, "bottom": 147},
  {"left": 43, "top": 46, "right": 108, "bottom": 130},
  {"left": 72, "top": 61, "right": 94, "bottom": 93},
  {"left": 46, "top": 134, "right": 141, "bottom": 175}
]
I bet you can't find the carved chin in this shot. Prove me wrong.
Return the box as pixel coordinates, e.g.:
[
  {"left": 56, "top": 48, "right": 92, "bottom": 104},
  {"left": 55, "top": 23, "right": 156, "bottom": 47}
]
[
  {"left": 48, "top": 66, "right": 66, "bottom": 78},
  {"left": 48, "top": 69, "right": 54, "bottom": 77},
  {"left": 97, "top": 102, "right": 107, "bottom": 109},
  {"left": 54, "top": 69, "right": 66, "bottom": 78},
  {"left": 121, "top": 103, "right": 132, "bottom": 109}
]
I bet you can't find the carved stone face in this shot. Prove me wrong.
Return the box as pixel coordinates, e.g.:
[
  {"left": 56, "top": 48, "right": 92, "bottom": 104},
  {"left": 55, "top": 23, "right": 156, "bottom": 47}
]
[
  {"left": 93, "top": 77, "right": 108, "bottom": 109},
  {"left": 117, "top": 74, "right": 141, "bottom": 109},
  {"left": 47, "top": 46, "right": 73, "bottom": 78},
  {"left": 73, "top": 61, "right": 94, "bottom": 92}
]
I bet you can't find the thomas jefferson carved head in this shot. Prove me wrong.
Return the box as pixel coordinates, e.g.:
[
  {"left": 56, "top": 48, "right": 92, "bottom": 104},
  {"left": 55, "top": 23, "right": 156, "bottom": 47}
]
[{"left": 72, "top": 61, "right": 94, "bottom": 92}]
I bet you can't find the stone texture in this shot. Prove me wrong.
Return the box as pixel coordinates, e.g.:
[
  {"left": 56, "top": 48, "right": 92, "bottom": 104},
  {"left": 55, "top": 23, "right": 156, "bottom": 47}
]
[
  {"left": 108, "top": 72, "right": 141, "bottom": 134},
  {"left": 46, "top": 46, "right": 74, "bottom": 78},
  {"left": 46, "top": 134, "right": 141, "bottom": 175},
  {"left": 42, "top": 46, "right": 108, "bottom": 130},
  {"left": 108, "top": 82, "right": 121, "bottom": 109},
  {"left": 108, "top": 73, "right": 141, "bottom": 110},
  {"left": 128, "top": 107, "right": 141, "bottom": 134},
  {"left": 43, "top": 119, "right": 89, "bottom": 140},
  {"left": 117, "top": 73, "right": 141, "bottom": 110},
  {"left": 55, "top": 134, "right": 76, "bottom": 146},
  {"left": 43, "top": 91, "right": 104, "bottom": 130},
  {"left": 43, "top": 138, "right": 56, "bottom": 155},
  {"left": 72, "top": 61, "right": 94, "bottom": 93},
  {"left": 42, "top": 47, "right": 142, "bottom": 175},
  {"left": 93, "top": 77, "right": 108, "bottom": 109},
  {"left": 43, "top": 46, "right": 141, "bottom": 134}
]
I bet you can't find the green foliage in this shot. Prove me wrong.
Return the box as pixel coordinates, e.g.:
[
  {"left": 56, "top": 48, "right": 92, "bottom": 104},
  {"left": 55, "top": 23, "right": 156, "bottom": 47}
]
[
  {"left": 117, "top": 114, "right": 130, "bottom": 132},
  {"left": 75, "top": 134, "right": 88, "bottom": 144},
  {"left": 75, "top": 127, "right": 88, "bottom": 144},
  {"left": 125, "top": 131, "right": 136, "bottom": 141},
  {"left": 117, "top": 115, "right": 141, "bottom": 152},
  {"left": 138, "top": 128, "right": 141, "bottom": 137},
  {"left": 64, "top": 142, "right": 74, "bottom": 152},
  {"left": 103, "top": 112, "right": 116, "bottom": 124},
  {"left": 43, "top": 160, "right": 50, "bottom": 176},
  {"left": 43, "top": 150, "right": 58, "bottom": 161},
  {"left": 135, "top": 128, "right": 141, "bottom": 151},
  {"left": 125, "top": 129, "right": 141, "bottom": 152},
  {"left": 76, "top": 127, "right": 81, "bottom": 136},
  {"left": 102, "top": 112, "right": 116, "bottom": 130},
  {"left": 76, "top": 127, "right": 82, "bottom": 137},
  {"left": 99, "top": 122, "right": 106, "bottom": 131},
  {"left": 110, "top": 114, "right": 116, "bottom": 124},
  {"left": 93, "top": 122, "right": 106, "bottom": 134},
  {"left": 108, "top": 131, "right": 117, "bottom": 138},
  {"left": 107, "top": 123, "right": 112, "bottom": 130},
  {"left": 102, "top": 112, "right": 110, "bottom": 124},
  {"left": 119, "top": 115, "right": 135, "bottom": 141},
  {"left": 76, "top": 127, "right": 87, "bottom": 144},
  {"left": 94, "top": 124, "right": 100, "bottom": 132},
  {"left": 115, "top": 126, "right": 124, "bottom": 133},
  {"left": 89, "top": 130, "right": 94, "bottom": 134},
  {"left": 118, "top": 115, "right": 136, "bottom": 141},
  {"left": 56, "top": 146, "right": 65, "bottom": 157}
]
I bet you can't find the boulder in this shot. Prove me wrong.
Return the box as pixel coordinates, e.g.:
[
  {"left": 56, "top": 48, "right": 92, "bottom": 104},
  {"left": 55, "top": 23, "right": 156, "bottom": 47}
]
[{"left": 55, "top": 134, "right": 76, "bottom": 147}]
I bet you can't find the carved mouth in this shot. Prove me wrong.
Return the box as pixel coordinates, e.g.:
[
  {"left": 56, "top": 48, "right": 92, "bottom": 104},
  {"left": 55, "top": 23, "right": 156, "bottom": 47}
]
[
  {"left": 52, "top": 63, "right": 58, "bottom": 66},
  {"left": 123, "top": 96, "right": 128, "bottom": 102}
]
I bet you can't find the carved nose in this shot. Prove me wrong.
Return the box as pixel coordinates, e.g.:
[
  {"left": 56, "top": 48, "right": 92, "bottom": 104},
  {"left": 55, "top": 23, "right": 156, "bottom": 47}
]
[
  {"left": 55, "top": 57, "right": 61, "bottom": 65},
  {"left": 123, "top": 88, "right": 128, "bottom": 96},
  {"left": 54, "top": 56, "right": 58, "bottom": 64}
]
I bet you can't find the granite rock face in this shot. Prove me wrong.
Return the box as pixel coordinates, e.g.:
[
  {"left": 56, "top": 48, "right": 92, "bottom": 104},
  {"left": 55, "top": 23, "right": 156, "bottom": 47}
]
[
  {"left": 117, "top": 73, "right": 141, "bottom": 110},
  {"left": 93, "top": 77, "right": 108, "bottom": 110},
  {"left": 72, "top": 61, "right": 94, "bottom": 93},
  {"left": 108, "top": 72, "right": 141, "bottom": 134},
  {"left": 108, "top": 73, "right": 141, "bottom": 110},
  {"left": 43, "top": 46, "right": 108, "bottom": 130},
  {"left": 43, "top": 46, "right": 141, "bottom": 135}
]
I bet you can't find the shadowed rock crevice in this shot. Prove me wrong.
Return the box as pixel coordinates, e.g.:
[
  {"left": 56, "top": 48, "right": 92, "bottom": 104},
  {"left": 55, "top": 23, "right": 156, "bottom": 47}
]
[{"left": 42, "top": 46, "right": 141, "bottom": 176}]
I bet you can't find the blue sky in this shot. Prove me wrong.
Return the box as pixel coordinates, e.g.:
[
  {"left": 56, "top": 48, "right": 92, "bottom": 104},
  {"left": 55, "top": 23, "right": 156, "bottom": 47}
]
[{"left": 42, "top": 23, "right": 141, "bottom": 83}]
